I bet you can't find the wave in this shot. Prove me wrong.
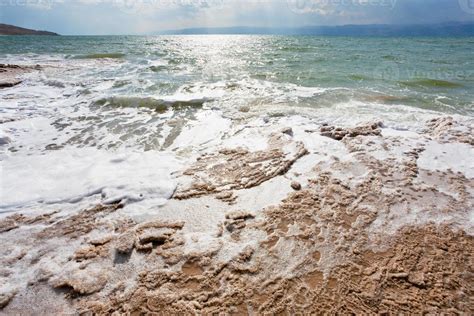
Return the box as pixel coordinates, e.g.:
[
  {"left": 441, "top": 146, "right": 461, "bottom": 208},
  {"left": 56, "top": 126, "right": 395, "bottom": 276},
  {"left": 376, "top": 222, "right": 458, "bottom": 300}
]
[
  {"left": 69, "top": 53, "right": 126, "bottom": 59},
  {"left": 382, "top": 55, "right": 398, "bottom": 61},
  {"left": 149, "top": 65, "right": 168, "bottom": 72},
  {"left": 400, "top": 79, "right": 463, "bottom": 89},
  {"left": 93, "top": 96, "right": 207, "bottom": 112},
  {"left": 348, "top": 74, "right": 370, "bottom": 81}
]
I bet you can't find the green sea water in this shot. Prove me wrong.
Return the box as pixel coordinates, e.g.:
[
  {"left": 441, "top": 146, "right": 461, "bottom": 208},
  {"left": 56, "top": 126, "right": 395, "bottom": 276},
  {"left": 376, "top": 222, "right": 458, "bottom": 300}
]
[
  {"left": 1, "top": 35, "right": 473, "bottom": 114},
  {"left": 1, "top": 35, "right": 473, "bottom": 116}
]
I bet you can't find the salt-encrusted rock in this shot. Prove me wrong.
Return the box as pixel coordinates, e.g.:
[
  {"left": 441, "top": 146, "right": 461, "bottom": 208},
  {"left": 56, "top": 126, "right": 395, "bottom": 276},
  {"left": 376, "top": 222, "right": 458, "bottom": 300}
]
[
  {"left": 0, "top": 212, "right": 58, "bottom": 233},
  {"left": 0, "top": 64, "right": 30, "bottom": 88},
  {"left": 224, "top": 211, "right": 255, "bottom": 234},
  {"left": 115, "top": 231, "right": 136, "bottom": 254},
  {"left": 281, "top": 127, "right": 294, "bottom": 136},
  {"left": 51, "top": 269, "right": 109, "bottom": 295},
  {"left": 320, "top": 122, "right": 382, "bottom": 140},
  {"left": 37, "top": 204, "right": 123, "bottom": 239},
  {"left": 0, "top": 289, "right": 16, "bottom": 309},
  {"left": 138, "top": 228, "right": 174, "bottom": 245},
  {"left": 215, "top": 191, "right": 237, "bottom": 204},
  {"left": 89, "top": 235, "right": 113, "bottom": 246},
  {"left": 0, "top": 217, "right": 19, "bottom": 233},
  {"left": 239, "top": 106, "right": 250, "bottom": 113},
  {"left": 225, "top": 211, "right": 255, "bottom": 221},
  {"left": 114, "top": 221, "right": 185, "bottom": 254},
  {"left": 174, "top": 132, "right": 308, "bottom": 201},
  {"left": 425, "top": 116, "right": 474, "bottom": 145},
  {"left": 73, "top": 244, "right": 110, "bottom": 262}
]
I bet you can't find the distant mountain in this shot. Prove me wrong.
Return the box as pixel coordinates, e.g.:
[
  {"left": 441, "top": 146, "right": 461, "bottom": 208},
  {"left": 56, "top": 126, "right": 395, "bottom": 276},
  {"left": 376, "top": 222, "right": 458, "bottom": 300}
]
[
  {"left": 0, "top": 23, "right": 59, "bottom": 36},
  {"left": 160, "top": 22, "right": 474, "bottom": 36}
]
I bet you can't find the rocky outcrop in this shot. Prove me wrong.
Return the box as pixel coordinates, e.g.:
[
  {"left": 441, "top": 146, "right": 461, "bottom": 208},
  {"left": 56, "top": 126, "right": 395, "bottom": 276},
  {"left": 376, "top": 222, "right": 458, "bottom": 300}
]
[
  {"left": 425, "top": 116, "right": 474, "bottom": 145},
  {"left": 320, "top": 122, "right": 382, "bottom": 140},
  {"left": 0, "top": 64, "right": 41, "bottom": 88}
]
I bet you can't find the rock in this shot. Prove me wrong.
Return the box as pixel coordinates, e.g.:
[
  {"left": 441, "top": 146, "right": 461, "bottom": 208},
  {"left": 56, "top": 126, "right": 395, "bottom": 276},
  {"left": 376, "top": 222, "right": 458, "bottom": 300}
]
[
  {"left": 291, "top": 181, "right": 302, "bottom": 191},
  {"left": 239, "top": 106, "right": 250, "bottom": 113},
  {"left": 115, "top": 232, "right": 136, "bottom": 254},
  {"left": 408, "top": 273, "right": 426, "bottom": 288},
  {"left": 89, "top": 235, "right": 113, "bottom": 246},
  {"left": 0, "top": 79, "right": 22, "bottom": 88},
  {"left": 138, "top": 229, "right": 174, "bottom": 245},
  {"left": 320, "top": 122, "right": 382, "bottom": 141},
  {"left": 73, "top": 244, "right": 110, "bottom": 262},
  {"left": 37, "top": 204, "right": 123, "bottom": 239},
  {"left": 224, "top": 211, "right": 255, "bottom": 235},
  {"left": 425, "top": 116, "right": 474, "bottom": 145},
  {"left": 0, "top": 217, "right": 19, "bottom": 233},
  {"left": 52, "top": 269, "right": 109, "bottom": 295},
  {"left": 281, "top": 127, "right": 294, "bottom": 137},
  {"left": 136, "top": 220, "right": 185, "bottom": 232},
  {"left": 0, "top": 289, "right": 16, "bottom": 309},
  {"left": 225, "top": 211, "right": 255, "bottom": 221},
  {"left": 0, "top": 64, "right": 28, "bottom": 88},
  {"left": 114, "top": 221, "right": 185, "bottom": 254},
  {"left": 234, "top": 246, "right": 254, "bottom": 263},
  {"left": 215, "top": 191, "right": 237, "bottom": 204}
]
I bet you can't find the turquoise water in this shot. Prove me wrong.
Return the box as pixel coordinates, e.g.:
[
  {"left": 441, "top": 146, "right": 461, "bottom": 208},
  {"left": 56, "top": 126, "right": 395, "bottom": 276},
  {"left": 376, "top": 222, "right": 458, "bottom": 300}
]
[{"left": 1, "top": 35, "right": 473, "bottom": 116}]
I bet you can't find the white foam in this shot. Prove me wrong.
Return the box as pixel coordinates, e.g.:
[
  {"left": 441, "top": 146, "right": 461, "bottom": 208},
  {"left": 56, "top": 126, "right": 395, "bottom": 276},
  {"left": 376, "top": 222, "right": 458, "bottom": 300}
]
[
  {"left": 0, "top": 148, "right": 181, "bottom": 211},
  {"left": 170, "top": 110, "right": 231, "bottom": 151}
]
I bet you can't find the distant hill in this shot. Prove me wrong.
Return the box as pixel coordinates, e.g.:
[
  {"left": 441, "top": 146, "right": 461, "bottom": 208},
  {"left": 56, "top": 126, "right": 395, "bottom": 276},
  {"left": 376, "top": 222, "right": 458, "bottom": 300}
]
[
  {"left": 0, "top": 23, "right": 59, "bottom": 36},
  {"left": 160, "top": 22, "right": 474, "bottom": 36}
]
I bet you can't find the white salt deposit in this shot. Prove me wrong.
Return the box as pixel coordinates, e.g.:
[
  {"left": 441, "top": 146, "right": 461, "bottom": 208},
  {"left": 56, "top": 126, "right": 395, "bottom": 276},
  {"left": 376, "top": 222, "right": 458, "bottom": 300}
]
[{"left": 418, "top": 141, "right": 474, "bottom": 179}]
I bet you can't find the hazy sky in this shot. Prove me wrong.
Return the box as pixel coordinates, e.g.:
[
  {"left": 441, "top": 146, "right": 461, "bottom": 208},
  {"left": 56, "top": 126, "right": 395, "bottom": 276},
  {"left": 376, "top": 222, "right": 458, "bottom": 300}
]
[{"left": 1, "top": 0, "right": 473, "bottom": 35}]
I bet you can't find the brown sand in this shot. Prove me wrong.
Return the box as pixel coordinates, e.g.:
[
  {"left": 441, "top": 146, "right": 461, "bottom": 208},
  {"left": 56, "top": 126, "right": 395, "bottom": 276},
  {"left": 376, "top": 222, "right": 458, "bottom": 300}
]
[{"left": 77, "top": 225, "right": 472, "bottom": 315}]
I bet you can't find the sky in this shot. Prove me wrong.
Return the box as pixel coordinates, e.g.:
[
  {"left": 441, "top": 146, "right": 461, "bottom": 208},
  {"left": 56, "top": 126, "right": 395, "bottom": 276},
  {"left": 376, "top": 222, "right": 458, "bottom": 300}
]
[{"left": 0, "top": 0, "right": 473, "bottom": 35}]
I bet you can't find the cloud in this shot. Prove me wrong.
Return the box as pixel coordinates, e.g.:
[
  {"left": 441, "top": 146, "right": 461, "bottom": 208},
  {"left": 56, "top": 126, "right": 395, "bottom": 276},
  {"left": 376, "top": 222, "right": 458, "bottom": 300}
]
[{"left": 0, "top": 0, "right": 472, "bottom": 34}]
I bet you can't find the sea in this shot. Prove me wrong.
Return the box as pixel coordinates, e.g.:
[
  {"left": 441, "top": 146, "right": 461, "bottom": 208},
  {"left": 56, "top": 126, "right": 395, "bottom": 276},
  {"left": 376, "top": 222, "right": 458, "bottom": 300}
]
[{"left": 0, "top": 35, "right": 473, "bottom": 212}]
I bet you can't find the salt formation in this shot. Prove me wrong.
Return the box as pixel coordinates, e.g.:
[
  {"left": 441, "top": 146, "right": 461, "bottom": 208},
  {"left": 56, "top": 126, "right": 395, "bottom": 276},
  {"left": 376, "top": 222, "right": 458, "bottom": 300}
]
[{"left": 174, "top": 129, "right": 308, "bottom": 202}]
